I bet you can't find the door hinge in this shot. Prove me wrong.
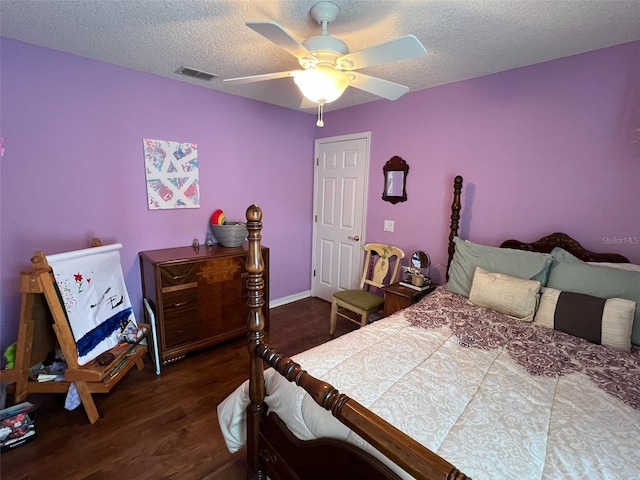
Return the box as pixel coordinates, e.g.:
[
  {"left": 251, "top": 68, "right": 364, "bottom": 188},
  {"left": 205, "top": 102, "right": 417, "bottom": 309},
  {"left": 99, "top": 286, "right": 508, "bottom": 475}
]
[
  {"left": 313, "top": 269, "right": 316, "bottom": 277},
  {"left": 316, "top": 157, "right": 319, "bottom": 166},
  {"left": 314, "top": 214, "right": 317, "bottom": 222}
]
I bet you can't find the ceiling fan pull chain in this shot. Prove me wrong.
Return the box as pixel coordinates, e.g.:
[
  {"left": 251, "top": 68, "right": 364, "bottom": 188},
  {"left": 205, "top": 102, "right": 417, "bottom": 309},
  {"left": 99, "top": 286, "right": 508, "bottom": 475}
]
[{"left": 316, "top": 102, "right": 324, "bottom": 127}]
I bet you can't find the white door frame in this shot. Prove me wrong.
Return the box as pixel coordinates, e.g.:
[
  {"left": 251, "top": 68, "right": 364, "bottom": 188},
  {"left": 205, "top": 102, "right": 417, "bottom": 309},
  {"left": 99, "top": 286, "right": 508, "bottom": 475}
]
[{"left": 311, "top": 131, "right": 371, "bottom": 299}]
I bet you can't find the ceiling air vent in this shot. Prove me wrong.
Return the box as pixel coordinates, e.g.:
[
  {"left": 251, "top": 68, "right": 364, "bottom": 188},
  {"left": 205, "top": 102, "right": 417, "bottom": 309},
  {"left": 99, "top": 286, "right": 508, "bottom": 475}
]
[{"left": 175, "top": 66, "right": 218, "bottom": 81}]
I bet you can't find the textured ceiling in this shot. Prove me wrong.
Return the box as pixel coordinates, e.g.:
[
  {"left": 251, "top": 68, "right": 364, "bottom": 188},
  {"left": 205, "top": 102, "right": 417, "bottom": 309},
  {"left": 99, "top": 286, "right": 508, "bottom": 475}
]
[{"left": 2, "top": 0, "right": 639, "bottom": 113}]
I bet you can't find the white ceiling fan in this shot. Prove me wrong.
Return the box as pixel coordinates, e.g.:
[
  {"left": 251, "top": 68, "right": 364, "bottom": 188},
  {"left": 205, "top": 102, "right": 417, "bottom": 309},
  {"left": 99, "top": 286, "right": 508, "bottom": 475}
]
[{"left": 224, "top": 1, "right": 426, "bottom": 126}]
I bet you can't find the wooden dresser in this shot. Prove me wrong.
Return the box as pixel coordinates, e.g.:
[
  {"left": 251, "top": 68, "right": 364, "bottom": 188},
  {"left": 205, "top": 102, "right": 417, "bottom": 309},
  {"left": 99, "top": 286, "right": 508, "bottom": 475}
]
[{"left": 139, "top": 244, "right": 269, "bottom": 365}]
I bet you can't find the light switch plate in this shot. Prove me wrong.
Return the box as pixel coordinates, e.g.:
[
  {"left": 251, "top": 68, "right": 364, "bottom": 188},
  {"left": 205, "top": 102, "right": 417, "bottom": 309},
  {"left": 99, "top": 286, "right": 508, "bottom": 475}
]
[{"left": 384, "top": 220, "right": 394, "bottom": 232}]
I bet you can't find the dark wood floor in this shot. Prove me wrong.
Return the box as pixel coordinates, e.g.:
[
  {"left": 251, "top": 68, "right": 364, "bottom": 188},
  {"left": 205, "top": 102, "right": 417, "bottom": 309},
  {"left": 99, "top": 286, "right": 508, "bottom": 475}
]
[{"left": 0, "top": 297, "right": 359, "bottom": 480}]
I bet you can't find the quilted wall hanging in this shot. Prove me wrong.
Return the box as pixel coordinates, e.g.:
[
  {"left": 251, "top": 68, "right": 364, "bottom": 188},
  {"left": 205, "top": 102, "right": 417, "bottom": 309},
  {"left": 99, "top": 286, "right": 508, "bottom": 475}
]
[{"left": 143, "top": 138, "right": 200, "bottom": 210}]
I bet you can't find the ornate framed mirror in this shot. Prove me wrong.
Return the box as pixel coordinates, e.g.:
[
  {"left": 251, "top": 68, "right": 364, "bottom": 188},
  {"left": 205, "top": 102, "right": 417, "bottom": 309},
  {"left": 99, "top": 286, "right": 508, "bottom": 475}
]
[{"left": 382, "top": 155, "right": 409, "bottom": 204}]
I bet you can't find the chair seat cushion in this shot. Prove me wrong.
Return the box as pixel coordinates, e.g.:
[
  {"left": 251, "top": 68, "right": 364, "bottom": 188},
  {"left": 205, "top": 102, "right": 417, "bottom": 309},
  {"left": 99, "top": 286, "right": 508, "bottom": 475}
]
[{"left": 334, "top": 290, "right": 384, "bottom": 311}]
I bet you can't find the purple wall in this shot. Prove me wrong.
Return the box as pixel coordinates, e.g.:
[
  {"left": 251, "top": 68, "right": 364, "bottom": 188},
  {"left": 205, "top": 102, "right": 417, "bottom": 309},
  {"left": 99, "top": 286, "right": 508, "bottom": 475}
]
[
  {"left": 320, "top": 41, "right": 640, "bottom": 281},
  {"left": 2, "top": 38, "right": 639, "bottom": 357},
  {"left": 0, "top": 38, "right": 316, "bottom": 354}
]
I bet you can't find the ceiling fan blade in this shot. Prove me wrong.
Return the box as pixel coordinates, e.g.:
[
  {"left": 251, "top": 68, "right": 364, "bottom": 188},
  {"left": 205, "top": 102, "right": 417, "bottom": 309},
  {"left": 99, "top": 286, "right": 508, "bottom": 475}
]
[
  {"left": 246, "top": 21, "right": 312, "bottom": 59},
  {"left": 349, "top": 73, "right": 409, "bottom": 101},
  {"left": 224, "top": 70, "right": 299, "bottom": 85},
  {"left": 337, "top": 35, "right": 426, "bottom": 70}
]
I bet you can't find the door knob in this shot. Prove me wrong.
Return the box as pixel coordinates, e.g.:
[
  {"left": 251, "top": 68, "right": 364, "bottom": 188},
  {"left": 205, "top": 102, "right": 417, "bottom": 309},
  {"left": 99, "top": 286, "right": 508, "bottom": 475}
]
[{"left": 348, "top": 235, "right": 360, "bottom": 241}]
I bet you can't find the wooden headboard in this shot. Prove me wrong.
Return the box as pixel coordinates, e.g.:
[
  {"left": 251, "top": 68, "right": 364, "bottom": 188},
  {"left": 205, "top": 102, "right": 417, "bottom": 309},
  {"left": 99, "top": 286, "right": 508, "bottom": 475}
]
[
  {"left": 445, "top": 175, "right": 629, "bottom": 277},
  {"left": 500, "top": 233, "right": 629, "bottom": 263}
]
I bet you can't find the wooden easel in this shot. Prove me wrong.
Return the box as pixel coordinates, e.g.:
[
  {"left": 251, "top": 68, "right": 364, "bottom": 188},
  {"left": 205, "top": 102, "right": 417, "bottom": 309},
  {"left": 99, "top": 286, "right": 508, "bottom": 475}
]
[{"left": 0, "top": 238, "right": 147, "bottom": 424}]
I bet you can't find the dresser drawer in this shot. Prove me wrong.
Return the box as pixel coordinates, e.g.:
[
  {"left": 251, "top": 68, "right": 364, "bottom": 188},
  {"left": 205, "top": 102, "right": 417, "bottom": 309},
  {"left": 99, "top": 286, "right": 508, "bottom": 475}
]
[
  {"left": 162, "top": 288, "right": 198, "bottom": 313},
  {"left": 162, "top": 288, "right": 199, "bottom": 347},
  {"left": 160, "top": 263, "right": 198, "bottom": 288},
  {"left": 164, "top": 315, "right": 199, "bottom": 348}
]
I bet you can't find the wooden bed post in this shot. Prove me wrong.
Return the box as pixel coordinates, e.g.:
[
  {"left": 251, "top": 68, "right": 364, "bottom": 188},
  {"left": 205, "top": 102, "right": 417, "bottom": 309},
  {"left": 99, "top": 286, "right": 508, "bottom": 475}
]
[
  {"left": 446, "top": 175, "right": 463, "bottom": 280},
  {"left": 245, "top": 204, "right": 267, "bottom": 480}
]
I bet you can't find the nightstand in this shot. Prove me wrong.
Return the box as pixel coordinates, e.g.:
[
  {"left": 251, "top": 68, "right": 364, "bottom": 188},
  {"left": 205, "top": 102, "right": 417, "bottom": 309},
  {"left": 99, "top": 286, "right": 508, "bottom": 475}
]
[{"left": 382, "top": 282, "right": 438, "bottom": 316}]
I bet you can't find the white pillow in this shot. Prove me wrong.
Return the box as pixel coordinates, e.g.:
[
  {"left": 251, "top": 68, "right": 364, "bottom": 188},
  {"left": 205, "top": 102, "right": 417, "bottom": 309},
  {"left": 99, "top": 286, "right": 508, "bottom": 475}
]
[
  {"left": 468, "top": 267, "right": 541, "bottom": 321},
  {"left": 534, "top": 287, "right": 636, "bottom": 352}
]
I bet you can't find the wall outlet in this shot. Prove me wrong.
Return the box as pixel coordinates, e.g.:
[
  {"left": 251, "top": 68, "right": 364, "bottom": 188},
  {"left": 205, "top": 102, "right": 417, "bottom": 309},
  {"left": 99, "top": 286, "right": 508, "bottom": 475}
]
[{"left": 383, "top": 220, "right": 394, "bottom": 232}]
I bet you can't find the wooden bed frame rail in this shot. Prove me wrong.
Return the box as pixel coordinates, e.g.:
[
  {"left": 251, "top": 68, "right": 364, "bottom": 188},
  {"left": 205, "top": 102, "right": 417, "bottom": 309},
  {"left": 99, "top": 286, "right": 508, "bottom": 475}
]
[{"left": 244, "top": 203, "right": 469, "bottom": 480}]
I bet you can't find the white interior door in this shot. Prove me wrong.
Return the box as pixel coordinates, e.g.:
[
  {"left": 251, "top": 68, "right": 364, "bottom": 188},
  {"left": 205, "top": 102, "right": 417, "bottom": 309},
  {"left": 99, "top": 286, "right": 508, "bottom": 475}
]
[{"left": 312, "top": 133, "right": 370, "bottom": 302}]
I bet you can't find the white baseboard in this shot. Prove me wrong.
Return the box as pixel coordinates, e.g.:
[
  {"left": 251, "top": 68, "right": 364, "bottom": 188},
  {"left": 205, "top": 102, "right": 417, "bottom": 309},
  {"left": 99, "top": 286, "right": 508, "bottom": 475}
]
[{"left": 269, "top": 290, "right": 311, "bottom": 309}]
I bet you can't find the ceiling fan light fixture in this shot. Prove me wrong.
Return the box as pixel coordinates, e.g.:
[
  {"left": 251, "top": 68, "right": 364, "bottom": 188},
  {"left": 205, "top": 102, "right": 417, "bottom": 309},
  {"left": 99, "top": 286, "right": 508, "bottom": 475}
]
[
  {"left": 293, "top": 66, "right": 349, "bottom": 104},
  {"left": 231, "top": 1, "right": 426, "bottom": 120}
]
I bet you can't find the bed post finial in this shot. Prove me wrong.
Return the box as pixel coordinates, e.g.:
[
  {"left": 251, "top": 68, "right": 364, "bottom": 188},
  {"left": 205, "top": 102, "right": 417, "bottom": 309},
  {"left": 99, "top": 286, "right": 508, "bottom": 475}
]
[
  {"left": 245, "top": 204, "right": 267, "bottom": 480},
  {"left": 245, "top": 204, "right": 264, "bottom": 323},
  {"left": 446, "top": 175, "right": 463, "bottom": 281}
]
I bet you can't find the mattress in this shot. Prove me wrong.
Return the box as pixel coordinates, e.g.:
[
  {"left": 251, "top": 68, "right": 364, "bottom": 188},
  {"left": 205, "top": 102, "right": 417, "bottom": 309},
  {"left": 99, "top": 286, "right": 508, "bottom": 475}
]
[{"left": 218, "top": 288, "right": 640, "bottom": 479}]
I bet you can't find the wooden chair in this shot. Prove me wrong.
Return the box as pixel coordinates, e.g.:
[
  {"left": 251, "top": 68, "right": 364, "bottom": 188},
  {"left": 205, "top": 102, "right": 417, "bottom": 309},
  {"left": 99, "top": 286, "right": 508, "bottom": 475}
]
[{"left": 329, "top": 243, "right": 405, "bottom": 334}]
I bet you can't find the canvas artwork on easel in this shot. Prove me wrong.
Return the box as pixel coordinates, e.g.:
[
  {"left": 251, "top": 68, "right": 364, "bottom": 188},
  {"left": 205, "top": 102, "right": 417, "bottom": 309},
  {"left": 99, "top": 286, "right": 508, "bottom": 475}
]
[{"left": 47, "top": 244, "right": 137, "bottom": 365}]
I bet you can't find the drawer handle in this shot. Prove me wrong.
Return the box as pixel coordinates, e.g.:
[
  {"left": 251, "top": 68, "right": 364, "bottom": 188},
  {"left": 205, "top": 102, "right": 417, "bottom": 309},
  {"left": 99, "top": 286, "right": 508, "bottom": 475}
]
[
  {"left": 172, "top": 274, "right": 188, "bottom": 280},
  {"left": 173, "top": 301, "right": 190, "bottom": 307}
]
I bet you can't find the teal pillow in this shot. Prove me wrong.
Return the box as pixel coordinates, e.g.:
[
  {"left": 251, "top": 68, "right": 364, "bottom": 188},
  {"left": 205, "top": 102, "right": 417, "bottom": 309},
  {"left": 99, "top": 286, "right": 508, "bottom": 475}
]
[
  {"left": 547, "top": 247, "right": 640, "bottom": 345},
  {"left": 445, "top": 237, "right": 552, "bottom": 298}
]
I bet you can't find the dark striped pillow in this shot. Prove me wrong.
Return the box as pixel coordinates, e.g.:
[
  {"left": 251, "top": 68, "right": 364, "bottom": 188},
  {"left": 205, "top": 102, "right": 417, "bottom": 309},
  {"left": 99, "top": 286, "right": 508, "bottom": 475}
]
[{"left": 534, "top": 287, "right": 636, "bottom": 352}]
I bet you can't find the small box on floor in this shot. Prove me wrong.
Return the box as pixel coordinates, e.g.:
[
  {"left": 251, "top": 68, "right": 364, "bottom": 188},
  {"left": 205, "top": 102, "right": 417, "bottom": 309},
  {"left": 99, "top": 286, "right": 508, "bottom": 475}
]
[{"left": 0, "top": 402, "right": 37, "bottom": 452}]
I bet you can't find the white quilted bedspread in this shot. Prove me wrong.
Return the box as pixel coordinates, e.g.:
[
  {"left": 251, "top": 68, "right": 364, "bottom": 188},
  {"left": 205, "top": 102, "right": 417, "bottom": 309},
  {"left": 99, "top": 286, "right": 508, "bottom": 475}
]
[{"left": 218, "top": 288, "right": 640, "bottom": 479}]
